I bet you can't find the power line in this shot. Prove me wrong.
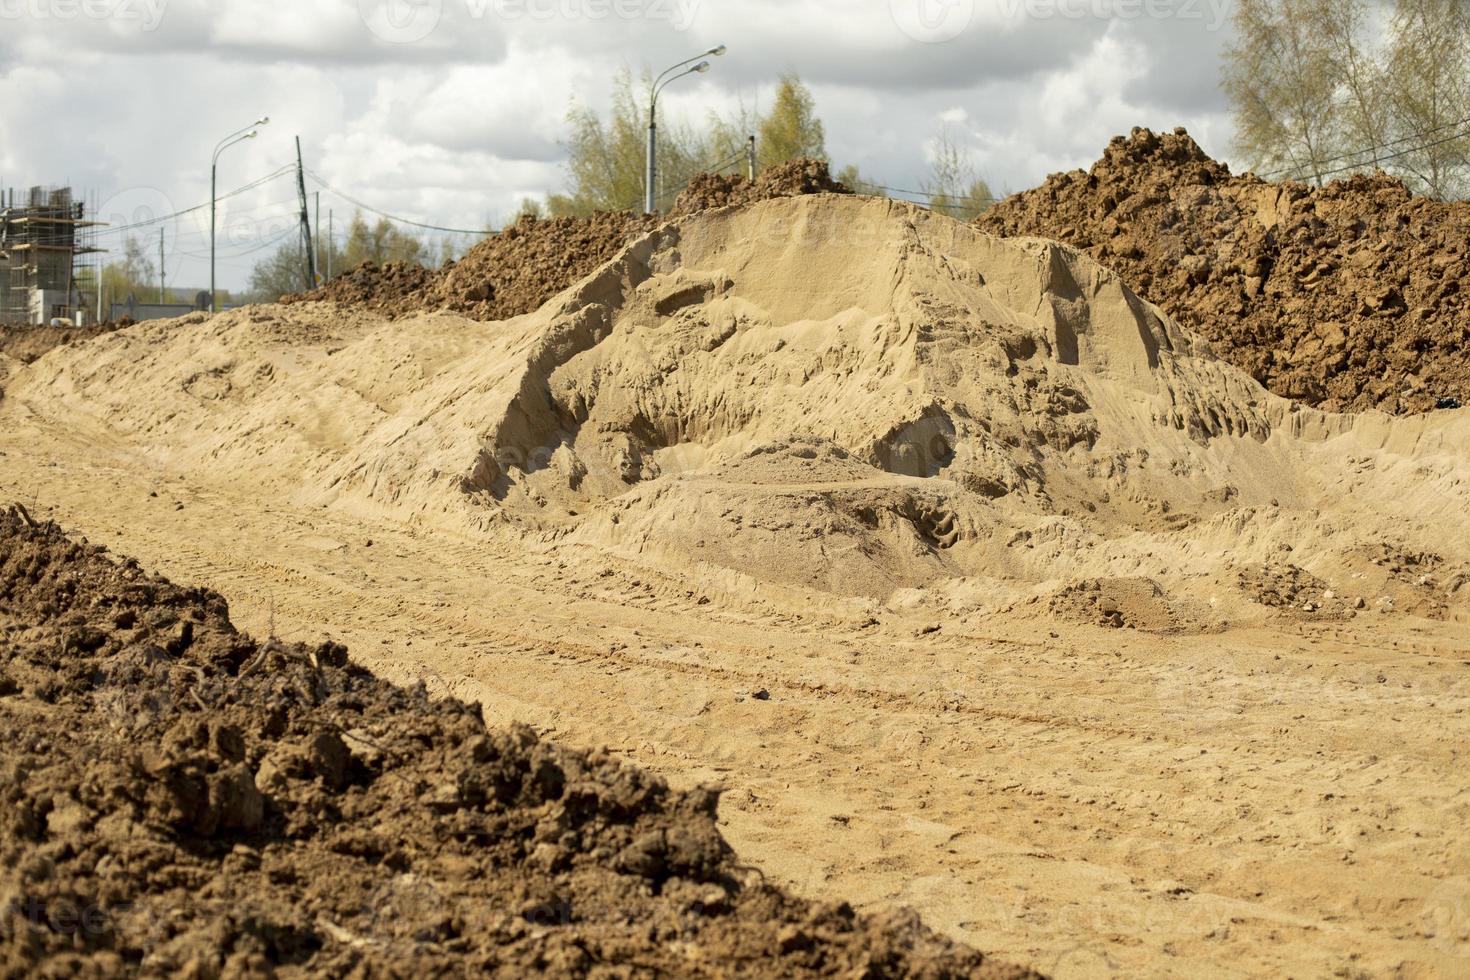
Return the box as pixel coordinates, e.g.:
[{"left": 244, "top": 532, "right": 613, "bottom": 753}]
[
  {"left": 304, "top": 169, "right": 495, "bottom": 235},
  {"left": 1308, "top": 123, "right": 1470, "bottom": 181},
  {"left": 1261, "top": 113, "right": 1470, "bottom": 179},
  {"left": 92, "top": 166, "right": 296, "bottom": 238},
  {"left": 139, "top": 201, "right": 304, "bottom": 248},
  {"left": 653, "top": 146, "right": 750, "bottom": 208},
  {"left": 866, "top": 182, "right": 998, "bottom": 204},
  {"left": 173, "top": 224, "right": 296, "bottom": 260}
]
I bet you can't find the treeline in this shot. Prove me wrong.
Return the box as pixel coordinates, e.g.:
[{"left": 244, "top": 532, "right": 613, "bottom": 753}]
[
  {"left": 243, "top": 213, "right": 472, "bottom": 303},
  {"left": 1224, "top": 0, "right": 1470, "bottom": 198},
  {"left": 546, "top": 71, "right": 832, "bottom": 215},
  {"left": 99, "top": 212, "right": 473, "bottom": 310},
  {"left": 546, "top": 72, "right": 994, "bottom": 219}
]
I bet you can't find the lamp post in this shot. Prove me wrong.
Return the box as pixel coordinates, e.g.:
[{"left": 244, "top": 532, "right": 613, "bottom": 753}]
[
  {"left": 646, "top": 45, "right": 725, "bottom": 215},
  {"left": 210, "top": 117, "right": 269, "bottom": 312}
]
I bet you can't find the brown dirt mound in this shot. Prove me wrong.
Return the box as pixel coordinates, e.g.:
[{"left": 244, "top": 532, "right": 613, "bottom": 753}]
[
  {"left": 975, "top": 127, "right": 1470, "bottom": 414},
  {"left": 284, "top": 158, "right": 849, "bottom": 323},
  {"left": 673, "top": 157, "right": 850, "bottom": 214},
  {"left": 1044, "top": 577, "right": 1184, "bottom": 632},
  {"left": 1232, "top": 561, "right": 1352, "bottom": 618},
  {"left": 421, "top": 209, "right": 662, "bottom": 323},
  {"left": 289, "top": 259, "right": 440, "bottom": 319},
  {"left": 0, "top": 504, "right": 1036, "bottom": 979}
]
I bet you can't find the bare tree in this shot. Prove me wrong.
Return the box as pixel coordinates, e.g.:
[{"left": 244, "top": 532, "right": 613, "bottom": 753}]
[
  {"left": 1222, "top": 0, "right": 1347, "bottom": 183},
  {"left": 1221, "top": 0, "right": 1470, "bottom": 196},
  {"left": 922, "top": 124, "right": 995, "bottom": 218},
  {"left": 1384, "top": 0, "right": 1470, "bottom": 198},
  {"left": 1314, "top": 0, "right": 1388, "bottom": 166}
]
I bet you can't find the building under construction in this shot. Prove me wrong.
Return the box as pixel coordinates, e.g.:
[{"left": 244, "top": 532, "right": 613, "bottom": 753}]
[{"left": 0, "top": 186, "right": 104, "bottom": 326}]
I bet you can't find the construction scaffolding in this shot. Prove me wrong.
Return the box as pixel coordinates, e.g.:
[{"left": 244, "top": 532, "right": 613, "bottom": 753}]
[{"left": 0, "top": 186, "right": 105, "bottom": 326}]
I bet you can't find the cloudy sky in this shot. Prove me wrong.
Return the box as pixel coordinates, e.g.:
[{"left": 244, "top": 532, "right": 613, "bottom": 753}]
[{"left": 0, "top": 0, "right": 1236, "bottom": 292}]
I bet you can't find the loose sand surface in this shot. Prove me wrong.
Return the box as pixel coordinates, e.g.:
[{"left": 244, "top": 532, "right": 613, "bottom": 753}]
[{"left": 2, "top": 194, "right": 1467, "bottom": 977}]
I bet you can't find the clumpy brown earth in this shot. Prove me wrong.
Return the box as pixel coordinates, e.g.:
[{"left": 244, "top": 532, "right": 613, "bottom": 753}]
[
  {"left": 0, "top": 506, "right": 1034, "bottom": 978},
  {"left": 976, "top": 127, "right": 1470, "bottom": 414},
  {"left": 284, "top": 158, "right": 848, "bottom": 323},
  {"left": 671, "top": 158, "right": 849, "bottom": 215},
  {"left": 1, "top": 323, "right": 124, "bottom": 368}
]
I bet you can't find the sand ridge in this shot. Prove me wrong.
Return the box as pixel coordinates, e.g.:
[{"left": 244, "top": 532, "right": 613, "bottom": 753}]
[{"left": 13, "top": 194, "right": 1468, "bottom": 621}]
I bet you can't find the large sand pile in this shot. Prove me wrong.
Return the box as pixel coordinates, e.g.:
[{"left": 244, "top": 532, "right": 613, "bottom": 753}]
[
  {"left": 0, "top": 505, "right": 1034, "bottom": 978},
  {"left": 12, "top": 193, "right": 1469, "bottom": 621},
  {"left": 976, "top": 127, "right": 1470, "bottom": 414}
]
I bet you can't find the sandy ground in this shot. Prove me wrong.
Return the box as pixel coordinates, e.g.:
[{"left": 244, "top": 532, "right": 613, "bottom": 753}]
[
  {"left": 3, "top": 195, "right": 1468, "bottom": 977},
  {"left": 4, "top": 420, "right": 1468, "bottom": 978}
]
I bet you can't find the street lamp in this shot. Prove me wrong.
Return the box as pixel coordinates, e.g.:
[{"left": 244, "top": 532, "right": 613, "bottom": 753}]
[
  {"left": 210, "top": 117, "right": 269, "bottom": 313},
  {"left": 646, "top": 45, "right": 725, "bottom": 214}
]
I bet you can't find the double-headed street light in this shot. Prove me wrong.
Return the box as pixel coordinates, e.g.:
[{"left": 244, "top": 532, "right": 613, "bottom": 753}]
[
  {"left": 210, "top": 117, "right": 269, "bottom": 313},
  {"left": 646, "top": 44, "right": 726, "bottom": 215}
]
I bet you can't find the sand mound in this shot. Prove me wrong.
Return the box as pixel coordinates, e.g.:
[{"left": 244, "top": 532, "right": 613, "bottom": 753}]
[
  {"left": 10, "top": 194, "right": 1470, "bottom": 619},
  {"left": 0, "top": 505, "right": 1034, "bottom": 978},
  {"left": 286, "top": 159, "right": 848, "bottom": 323},
  {"left": 976, "top": 127, "right": 1470, "bottom": 414}
]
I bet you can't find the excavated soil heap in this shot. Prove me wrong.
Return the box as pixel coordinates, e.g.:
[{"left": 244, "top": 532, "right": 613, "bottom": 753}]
[
  {"left": 1, "top": 323, "right": 124, "bottom": 368},
  {"left": 975, "top": 127, "right": 1470, "bottom": 414},
  {"left": 0, "top": 505, "right": 1036, "bottom": 978},
  {"left": 284, "top": 159, "right": 848, "bottom": 323},
  {"left": 673, "top": 158, "right": 849, "bottom": 214}
]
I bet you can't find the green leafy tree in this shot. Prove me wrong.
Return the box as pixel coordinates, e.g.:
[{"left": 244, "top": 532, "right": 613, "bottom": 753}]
[
  {"left": 557, "top": 68, "right": 707, "bottom": 216},
  {"left": 834, "top": 165, "right": 887, "bottom": 197},
  {"left": 1316, "top": 0, "right": 1387, "bottom": 166},
  {"left": 1221, "top": 0, "right": 1470, "bottom": 196},
  {"left": 757, "top": 74, "right": 826, "bottom": 170},
  {"left": 435, "top": 232, "right": 474, "bottom": 267},
  {"left": 514, "top": 198, "right": 546, "bottom": 221},
  {"left": 555, "top": 71, "right": 831, "bottom": 215}
]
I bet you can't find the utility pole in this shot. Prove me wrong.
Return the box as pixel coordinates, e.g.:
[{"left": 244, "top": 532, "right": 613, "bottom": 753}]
[
  {"left": 313, "top": 191, "right": 321, "bottom": 285},
  {"left": 294, "top": 136, "right": 316, "bottom": 290},
  {"left": 747, "top": 134, "right": 756, "bottom": 181},
  {"left": 327, "top": 209, "right": 333, "bottom": 280},
  {"left": 158, "top": 228, "right": 165, "bottom": 303}
]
